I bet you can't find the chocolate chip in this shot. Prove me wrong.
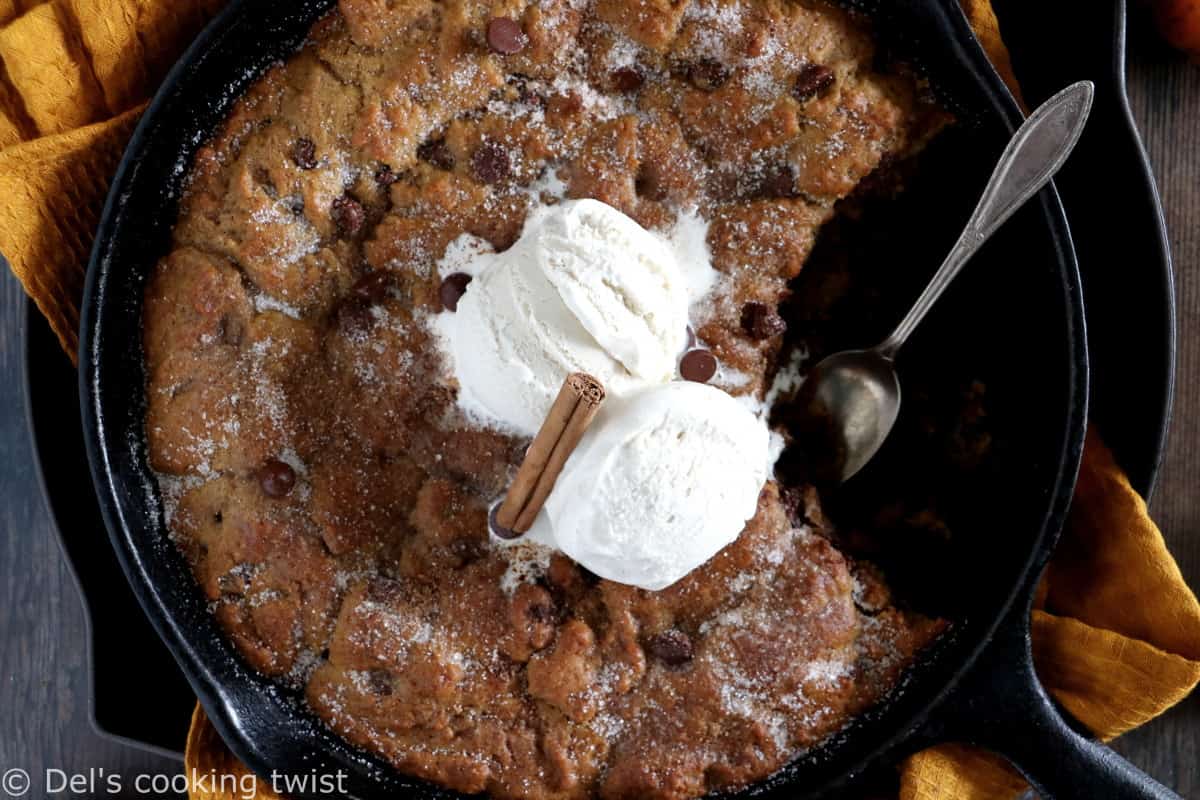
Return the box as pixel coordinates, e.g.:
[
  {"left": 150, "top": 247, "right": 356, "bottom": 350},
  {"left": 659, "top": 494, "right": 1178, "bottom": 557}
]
[
  {"left": 741, "top": 301, "right": 788, "bottom": 340},
  {"left": 374, "top": 164, "right": 400, "bottom": 186},
  {"left": 417, "top": 138, "right": 455, "bottom": 171},
  {"left": 336, "top": 297, "right": 374, "bottom": 334},
  {"left": 439, "top": 272, "right": 472, "bottom": 312},
  {"left": 793, "top": 64, "right": 835, "bottom": 102},
  {"left": 680, "top": 349, "right": 717, "bottom": 383},
  {"left": 634, "top": 167, "right": 667, "bottom": 202},
  {"left": 687, "top": 58, "right": 729, "bottom": 91},
  {"left": 645, "top": 629, "right": 693, "bottom": 666},
  {"left": 486, "top": 17, "right": 527, "bottom": 54},
  {"left": 291, "top": 137, "right": 317, "bottom": 170},
  {"left": 450, "top": 537, "right": 487, "bottom": 565},
  {"left": 760, "top": 165, "right": 798, "bottom": 199},
  {"left": 472, "top": 141, "right": 510, "bottom": 184},
  {"left": 611, "top": 66, "right": 644, "bottom": 92},
  {"left": 528, "top": 601, "right": 556, "bottom": 623},
  {"left": 352, "top": 270, "right": 393, "bottom": 304},
  {"left": 332, "top": 195, "right": 365, "bottom": 236},
  {"left": 258, "top": 459, "right": 296, "bottom": 498},
  {"left": 488, "top": 503, "right": 522, "bottom": 540},
  {"left": 365, "top": 668, "right": 394, "bottom": 696}
]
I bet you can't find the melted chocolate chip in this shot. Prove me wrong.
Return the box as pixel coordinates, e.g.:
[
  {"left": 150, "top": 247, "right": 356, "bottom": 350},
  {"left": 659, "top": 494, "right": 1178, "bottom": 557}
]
[
  {"left": 528, "top": 600, "right": 556, "bottom": 623},
  {"left": 687, "top": 58, "right": 730, "bottom": 91},
  {"left": 634, "top": 167, "right": 667, "bottom": 202},
  {"left": 336, "top": 297, "right": 374, "bottom": 334},
  {"left": 486, "top": 17, "right": 527, "bottom": 54},
  {"left": 488, "top": 503, "right": 522, "bottom": 540},
  {"left": 680, "top": 349, "right": 718, "bottom": 383},
  {"left": 374, "top": 164, "right": 400, "bottom": 186},
  {"left": 291, "top": 137, "right": 317, "bottom": 170},
  {"left": 760, "top": 165, "right": 798, "bottom": 199},
  {"left": 439, "top": 272, "right": 473, "bottom": 312},
  {"left": 645, "top": 629, "right": 694, "bottom": 666},
  {"left": 417, "top": 138, "right": 455, "bottom": 171},
  {"left": 451, "top": 537, "right": 487, "bottom": 565},
  {"left": 352, "top": 270, "right": 393, "bottom": 304},
  {"left": 741, "top": 301, "right": 788, "bottom": 340},
  {"left": 793, "top": 64, "right": 835, "bottom": 102},
  {"left": 472, "top": 141, "right": 510, "bottom": 184},
  {"left": 332, "top": 195, "right": 365, "bottom": 236},
  {"left": 366, "top": 668, "right": 394, "bottom": 696},
  {"left": 611, "top": 66, "right": 644, "bottom": 92},
  {"left": 258, "top": 459, "right": 296, "bottom": 498}
]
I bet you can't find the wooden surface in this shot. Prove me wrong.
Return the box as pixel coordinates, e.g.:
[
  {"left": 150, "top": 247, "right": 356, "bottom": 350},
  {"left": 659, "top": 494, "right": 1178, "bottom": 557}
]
[
  {"left": 0, "top": 12, "right": 1196, "bottom": 800},
  {"left": 0, "top": 292, "right": 186, "bottom": 795},
  {"left": 1110, "top": 17, "right": 1200, "bottom": 798}
]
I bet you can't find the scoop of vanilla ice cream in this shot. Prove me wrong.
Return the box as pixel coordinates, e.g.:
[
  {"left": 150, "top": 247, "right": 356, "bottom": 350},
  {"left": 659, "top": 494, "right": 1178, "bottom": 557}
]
[
  {"left": 532, "top": 381, "right": 770, "bottom": 591},
  {"left": 537, "top": 199, "right": 686, "bottom": 381},
  {"left": 445, "top": 199, "right": 690, "bottom": 436}
]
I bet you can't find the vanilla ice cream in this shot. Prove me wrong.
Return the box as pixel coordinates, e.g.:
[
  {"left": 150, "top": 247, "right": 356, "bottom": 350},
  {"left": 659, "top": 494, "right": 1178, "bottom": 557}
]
[
  {"left": 435, "top": 199, "right": 692, "bottom": 436},
  {"left": 528, "top": 381, "right": 770, "bottom": 590}
]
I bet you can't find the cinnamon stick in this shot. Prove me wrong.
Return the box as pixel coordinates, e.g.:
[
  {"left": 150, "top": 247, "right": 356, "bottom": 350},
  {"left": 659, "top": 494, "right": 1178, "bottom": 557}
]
[{"left": 494, "top": 373, "right": 605, "bottom": 536}]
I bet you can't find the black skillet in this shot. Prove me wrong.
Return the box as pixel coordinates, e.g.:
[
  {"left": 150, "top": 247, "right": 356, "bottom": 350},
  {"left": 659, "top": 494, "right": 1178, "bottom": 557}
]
[{"left": 77, "top": 0, "right": 1178, "bottom": 797}]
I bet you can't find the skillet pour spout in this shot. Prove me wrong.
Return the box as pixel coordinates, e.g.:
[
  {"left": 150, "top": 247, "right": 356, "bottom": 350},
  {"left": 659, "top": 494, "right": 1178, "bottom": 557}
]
[{"left": 76, "top": 0, "right": 1179, "bottom": 797}]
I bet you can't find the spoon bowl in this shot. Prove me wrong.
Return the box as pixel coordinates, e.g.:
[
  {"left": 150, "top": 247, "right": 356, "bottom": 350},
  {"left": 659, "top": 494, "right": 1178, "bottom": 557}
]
[{"left": 795, "top": 349, "right": 901, "bottom": 484}]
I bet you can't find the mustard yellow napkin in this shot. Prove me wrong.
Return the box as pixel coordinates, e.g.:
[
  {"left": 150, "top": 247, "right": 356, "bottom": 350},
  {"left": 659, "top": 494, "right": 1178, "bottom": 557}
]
[
  {"left": 0, "top": 0, "right": 222, "bottom": 358},
  {"left": 1, "top": 2, "right": 1196, "bottom": 799}
]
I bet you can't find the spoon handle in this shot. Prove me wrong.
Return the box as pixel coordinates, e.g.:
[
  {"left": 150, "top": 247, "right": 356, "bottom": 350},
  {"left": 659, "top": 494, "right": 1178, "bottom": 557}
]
[{"left": 877, "top": 81, "right": 1094, "bottom": 359}]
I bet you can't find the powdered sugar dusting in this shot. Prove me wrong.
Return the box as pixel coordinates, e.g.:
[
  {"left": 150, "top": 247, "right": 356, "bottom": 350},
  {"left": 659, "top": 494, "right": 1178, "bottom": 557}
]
[
  {"left": 253, "top": 292, "right": 303, "bottom": 319},
  {"left": 667, "top": 206, "right": 720, "bottom": 313}
]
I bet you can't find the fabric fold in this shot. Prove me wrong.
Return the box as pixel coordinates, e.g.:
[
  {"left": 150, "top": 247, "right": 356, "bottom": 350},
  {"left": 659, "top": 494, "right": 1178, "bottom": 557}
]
[
  {"left": 0, "top": 2, "right": 107, "bottom": 135},
  {"left": 0, "top": 106, "right": 142, "bottom": 355}
]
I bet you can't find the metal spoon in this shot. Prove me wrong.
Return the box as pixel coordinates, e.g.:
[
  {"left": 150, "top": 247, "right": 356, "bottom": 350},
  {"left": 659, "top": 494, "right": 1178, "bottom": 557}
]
[{"left": 794, "top": 81, "right": 1095, "bottom": 483}]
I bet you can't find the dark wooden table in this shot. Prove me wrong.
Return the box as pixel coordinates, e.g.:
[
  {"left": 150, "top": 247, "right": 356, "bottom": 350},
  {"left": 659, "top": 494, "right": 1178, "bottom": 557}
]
[
  {"left": 1109, "top": 18, "right": 1200, "bottom": 798},
  {"left": 0, "top": 11, "right": 1196, "bottom": 800}
]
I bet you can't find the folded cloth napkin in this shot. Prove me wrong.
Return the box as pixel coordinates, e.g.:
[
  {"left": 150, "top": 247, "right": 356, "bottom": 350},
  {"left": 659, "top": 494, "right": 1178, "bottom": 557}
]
[{"left": 1, "top": 2, "right": 1196, "bottom": 798}]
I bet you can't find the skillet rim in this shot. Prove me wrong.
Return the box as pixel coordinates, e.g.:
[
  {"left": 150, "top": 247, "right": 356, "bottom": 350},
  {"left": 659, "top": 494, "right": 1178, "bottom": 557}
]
[{"left": 78, "top": 0, "right": 1089, "bottom": 796}]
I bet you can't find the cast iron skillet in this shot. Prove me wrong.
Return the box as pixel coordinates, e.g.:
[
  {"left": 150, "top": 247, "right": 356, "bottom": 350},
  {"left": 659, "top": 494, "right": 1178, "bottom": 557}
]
[{"left": 77, "top": 0, "right": 1177, "bottom": 797}]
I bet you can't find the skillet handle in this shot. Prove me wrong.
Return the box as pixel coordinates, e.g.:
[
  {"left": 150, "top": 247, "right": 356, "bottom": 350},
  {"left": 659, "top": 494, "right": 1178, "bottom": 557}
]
[{"left": 931, "top": 597, "right": 1181, "bottom": 800}]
